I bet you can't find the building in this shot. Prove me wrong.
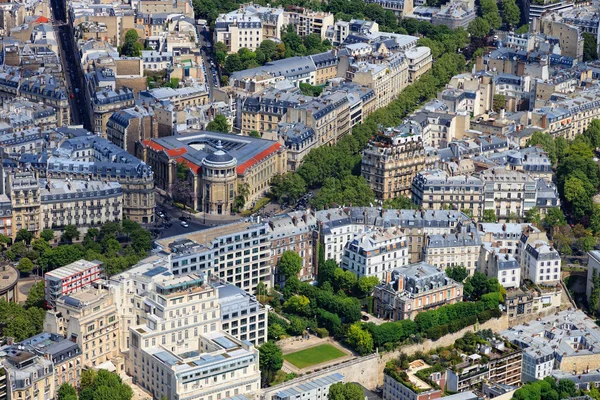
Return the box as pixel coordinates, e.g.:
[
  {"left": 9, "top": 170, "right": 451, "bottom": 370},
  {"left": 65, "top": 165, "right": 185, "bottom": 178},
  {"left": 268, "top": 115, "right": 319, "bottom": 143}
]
[
  {"left": 364, "top": 0, "right": 413, "bottom": 20},
  {"left": 479, "top": 244, "right": 521, "bottom": 289},
  {"left": 446, "top": 337, "right": 522, "bottom": 391},
  {"left": 289, "top": 9, "right": 334, "bottom": 40},
  {"left": 44, "top": 259, "right": 103, "bottom": 308},
  {"left": 361, "top": 128, "right": 437, "bottom": 199},
  {"left": 523, "top": 240, "right": 561, "bottom": 285},
  {"left": 269, "top": 211, "right": 317, "bottom": 284},
  {"left": 422, "top": 223, "right": 482, "bottom": 274},
  {"left": 8, "top": 169, "right": 41, "bottom": 236},
  {"left": 138, "top": 132, "right": 286, "bottom": 214},
  {"left": 3, "top": 345, "right": 55, "bottom": 400},
  {"left": 504, "top": 286, "right": 562, "bottom": 320},
  {"left": 271, "top": 373, "right": 344, "bottom": 400},
  {"left": 405, "top": 46, "right": 432, "bottom": 83},
  {"left": 374, "top": 262, "right": 463, "bottom": 320},
  {"left": 154, "top": 221, "right": 273, "bottom": 292},
  {"left": 383, "top": 359, "right": 445, "bottom": 400},
  {"left": 44, "top": 286, "right": 121, "bottom": 369},
  {"left": 501, "top": 310, "right": 600, "bottom": 381},
  {"left": 341, "top": 227, "right": 409, "bottom": 281},
  {"left": 0, "top": 264, "right": 17, "bottom": 302},
  {"left": 316, "top": 207, "right": 470, "bottom": 265},
  {"left": 106, "top": 105, "right": 156, "bottom": 153},
  {"left": 479, "top": 167, "right": 538, "bottom": 221},
  {"left": 412, "top": 170, "right": 485, "bottom": 218},
  {"left": 214, "top": 12, "right": 264, "bottom": 53}
]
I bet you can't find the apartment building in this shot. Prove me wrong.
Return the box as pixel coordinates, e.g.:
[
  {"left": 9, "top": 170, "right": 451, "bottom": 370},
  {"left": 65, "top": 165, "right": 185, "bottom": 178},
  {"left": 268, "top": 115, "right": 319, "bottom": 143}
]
[
  {"left": 479, "top": 244, "right": 521, "bottom": 289},
  {"left": 289, "top": 9, "right": 334, "bottom": 40},
  {"left": 326, "top": 19, "right": 379, "bottom": 46},
  {"left": 106, "top": 106, "right": 157, "bottom": 153},
  {"left": 422, "top": 223, "right": 482, "bottom": 274},
  {"left": 8, "top": 169, "right": 41, "bottom": 236},
  {"left": 139, "top": 86, "right": 209, "bottom": 109},
  {"left": 91, "top": 86, "right": 135, "bottom": 137},
  {"left": 431, "top": 1, "right": 476, "bottom": 29},
  {"left": 504, "top": 286, "right": 562, "bottom": 320},
  {"left": 44, "top": 259, "right": 103, "bottom": 308},
  {"left": 587, "top": 251, "right": 600, "bottom": 315},
  {"left": 478, "top": 222, "right": 542, "bottom": 256},
  {"left": 480, "top": 167, "right": 537, "bottom": 221},
  {"left": 383, "top": 359, "right": 448, "bottom": 400},
  {"left": 44, "top": 287, "right": 121, "bottom": 369},
  {"left": 18, "top": 75, "right": 70, "bottom": 127},
  {"left": 341, "top": 228, "right": 409, "bottom": 281},
  {"left": 316, "top": 207, "right": 469, "bottom": 264},
  {"left": 44, "top": 132, "right": 155, "bottom": 225},
  {"left": 269, "top": 211, "right": 317, "bottom": 284},
  {"left": 405, "top": 46, "right": 432, "bottom": 83},
  {"left": 412, "top": 169, "right": 485, "bottom": 218},
  {"left": 155, "top": 221, "right": 273, "bottom": 292},
  {"left": 3, "top": 347, "right": 55, "bottom": 400},
  {"left": 351, "top": 52, "right": 409, "bottom": 109},
  {"left": 523, "top": 240, "right": 561, "bottom": 285},
  {"left": 444, "top": 72, "right": 494, "bottom": 116},
  {"left": 138, "top": 131, "right": 286, "bottom": 213},
  {"left": 374, "top": 262, "right": 462, "bottom": 320},
  {"left": 361, "top": 129, "right": 437, "bottom": 199},
  {"left": 214, "top": 13, "right": 263, "bottom": 53},
  {"left": 271, "top": 373, "right": 344, "bottom": 400},
  {"left": 364, "top": 0, "right": 413, "bottom": 20}
]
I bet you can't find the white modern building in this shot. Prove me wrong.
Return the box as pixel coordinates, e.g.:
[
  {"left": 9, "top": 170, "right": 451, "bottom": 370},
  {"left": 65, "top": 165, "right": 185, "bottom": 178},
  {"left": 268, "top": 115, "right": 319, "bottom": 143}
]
[{"left": 522, "top": 240, "right": 561, "bottom": 285}]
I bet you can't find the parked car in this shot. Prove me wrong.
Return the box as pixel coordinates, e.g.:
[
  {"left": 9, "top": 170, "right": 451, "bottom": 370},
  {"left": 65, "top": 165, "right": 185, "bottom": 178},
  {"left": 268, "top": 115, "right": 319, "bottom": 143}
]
[{"left": 181, "top": 221, "right": 189, "bottom": 228}]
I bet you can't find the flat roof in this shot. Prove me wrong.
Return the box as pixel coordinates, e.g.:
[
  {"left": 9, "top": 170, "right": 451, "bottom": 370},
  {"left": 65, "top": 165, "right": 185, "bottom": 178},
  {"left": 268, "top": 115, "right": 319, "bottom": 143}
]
[
  {"left": 45, "top": 259, "right": 101, "bottom": 280},
  {"left": 156, "top": 222, "right": 256, "bottom": 251}
]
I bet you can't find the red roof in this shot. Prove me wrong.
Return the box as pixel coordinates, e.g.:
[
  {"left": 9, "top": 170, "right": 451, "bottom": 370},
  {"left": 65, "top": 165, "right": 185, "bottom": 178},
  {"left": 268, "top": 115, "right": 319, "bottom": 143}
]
[
  {"left": 177, "top": 157, "right": 201, "bottom": 174},
  {"left": 142, "top": 139, "right": 167, "bottom": 152},
  {"left": 166, "top": 148, "right": 187, "bottom": 157},
  {"left": 236, "top": 143, "right": 282, "bottom": 175},
  {"left": 35, "top": 16, "right": 49, "bottom": 23}
]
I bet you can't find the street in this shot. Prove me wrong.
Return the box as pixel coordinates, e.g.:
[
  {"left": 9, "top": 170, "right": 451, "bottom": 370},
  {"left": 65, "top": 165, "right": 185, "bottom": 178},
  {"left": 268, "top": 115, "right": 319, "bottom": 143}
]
[
  {"left": 154, "top": 218, "right": 211, "bottom": 239},
  {"left": 50, "top": 0, "right": 93, "bottom": 130},
  {"left": 196, "top": 23, "right": 219, "bottom": 99}
]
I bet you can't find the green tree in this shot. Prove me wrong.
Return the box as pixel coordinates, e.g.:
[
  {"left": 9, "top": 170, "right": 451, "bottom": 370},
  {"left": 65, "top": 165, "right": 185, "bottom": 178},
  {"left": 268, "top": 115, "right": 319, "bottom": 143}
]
[
  {"left": 446, "top": 265, "right": 469, "bottom": 283},
  {"left": 271, "top": 173, "right": 307, "bottom": 204},
  {"left": 17, "top": 257, "right": 34, "bottom": 274},
  {"left": 121, "top": 29, "right": 142, "bottom": 57},
  {"left": 24, "top": 281, "right": 45, "bottom": 309},
  {"left": 40, "top": 229, "right": 55, "bottom": 242},
  {"left": 544, "top": 207, "right": 567, "bottom": 231},
  {"left": 578, "top": 236, "right": 596, "bottom": 252},
  {"left": 468, "top": 17, "right": 491, "bottom": 39},
  {"left": 62, "top": 225, "right": 80, "bottom": 243},
  {"left": 333, "top": 268, "right": 357, "bottom": 292},
  {"left": 206, "top": 114, "right": 230, "bottom": 133},
  {"left": 515, "top": 24, "right": 529, "bottom": 34},
  {"left": 318, "top": 259, "right": 338, "bottom": 286},
  {"left": 278, "top": 251, "right": 303, "bottom": 279},
  {"left": 15, "top": 229, "right": 34, "bottom": 245},
  {"left": 564, "top": 176, "right": 593, "bottom": 219},
  {"left": 346, "top": 323, "right": 374, "bottom": 355},
  {"left": 584, "top": 119, "right": 600, "bottom": 149},
  {"left": 383, "top": 195, "right": 414, "bottom": 209},
  {"left": 492, "top": 94, "right": 506, "bottom": 112},
  {"left": 502, "top": 0, "right": 520, "bottom": 27},
  {"left": 584, "top": 32, "right": 598, "bottom": 62},
  {"left": 528, "top": 131, "right": 556, "bottom": 164},
  {"left": 259, "top": 40, "right": 277, "bottom": 62},
  {"left": 590, "top": 205, "right": 600, "bottom": 236},
  {"left": 223, "top": 54, "right": 243, "bottom": 75},
  {"left": 329, "top": 382, "right": 365, "bottom": 400},
  {"left": 57, "top": 383, "right": 77, "bottom": 400},
  {"left": 283, "top": 295, "right": 311, "bottom": 315},
  {"left": 356, "top": 276, "right": 379, "bottom": 297},
  {"left": 259, "top": 342, "right": 283, "bottom": 386},
  {"left": 249, "top": 130, "right": 261, "bottom": 138},
  {"left": 482, "top": 209, "right": 497, "bottom": 222},
  {"left": 480, "top": 0, "right": 502, "bottom": 29},
  {"left": 524, "top": 207, "right": 541, "bottom": 225}
]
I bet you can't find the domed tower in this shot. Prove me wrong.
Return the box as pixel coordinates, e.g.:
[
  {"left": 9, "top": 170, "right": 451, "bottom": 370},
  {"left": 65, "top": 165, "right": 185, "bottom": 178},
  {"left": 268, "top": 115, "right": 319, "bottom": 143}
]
[{"left": 201, "top": 140, "right": 237, "bottom": 215}]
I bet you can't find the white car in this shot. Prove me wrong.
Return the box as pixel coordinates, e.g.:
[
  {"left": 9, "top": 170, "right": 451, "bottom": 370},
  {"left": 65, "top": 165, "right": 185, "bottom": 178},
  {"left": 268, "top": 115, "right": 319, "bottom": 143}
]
[{"left": 180, "top": 221, "right": 189, "bottom": 228}]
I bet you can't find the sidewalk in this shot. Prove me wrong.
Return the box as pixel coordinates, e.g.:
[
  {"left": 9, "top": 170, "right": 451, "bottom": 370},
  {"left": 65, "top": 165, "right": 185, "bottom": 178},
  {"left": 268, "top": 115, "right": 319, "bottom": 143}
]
[{"left": 156, "top": 192, "right": 241, "bottom": 226}]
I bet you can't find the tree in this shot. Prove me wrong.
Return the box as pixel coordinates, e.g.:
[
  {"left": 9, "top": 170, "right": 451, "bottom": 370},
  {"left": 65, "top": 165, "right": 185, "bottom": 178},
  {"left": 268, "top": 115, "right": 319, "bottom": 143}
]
[
  {"left": 446, "top": 265, "right": 468, "bottom": 283},
  {"left": 584, "top": 32, "right": 598, "bottom": 62},
  {"left": 24, "top": 280, "right": 44, "bottom": 309},
  {"left": 62, "top": 225, "right": 80, "bottom": 243},
  {"left": 591, "top": 268, "right": 600, "bottom": 315},
  {"left": 206, "top": 114, "right": 230, "bottom": 133},
  {"left": 79, "top": 369, "right": 132, "bottom": 400},
  {"left": 346, "top": 323, "right": 374, "bottom": 355},
  {"left": 584, "top": 119, "right": 600, "bottom": 149},
  {"left": 318, "top": 259, "right": 338, "bottom": 286},
  {"left": 258, "top": 40, "right": 277, "bottom": 62},
  {"left": 578, "top": 236, "right": 596, "bottom": 253},
  {"left": 480, "top": 0, "right": 502, "bottom": 29},
  {"left": 329, "top": 382, "right": 365, "bottom": 400},
  {"left": 544, "top": 207, "right": 567, "bottom": 231},
  {"left": 356, "top": 276, "right": 379, "bottom": 297},
  {"left": 57, "top": 383, "right": 77, "bottom": 400},
  {"left": 528, "top": 131, "right": 556, "bottom": 164},
  {"left": 121, "top": 29, "right": 142, "bottom": 57},
  {"left": 502, "top": 0, "right": 520, "bottom": 27},
  {"left": 223, "top": 54, "right": 243, "bottom": 75},
  {"left": 333, "top": 268, "right": 357, "bottom": 293},
  {"left": 15, "top": 229, "right": 34, "bottom": 245},
  {"left": 278, "top": 251, "right": 303, "bottom": 279},
  {"left": 482, "top": 209, "right": 497, "bottom": 223},
  {"left": 492, "top": 94, "right": 506, "bottom": 113},
  {"left": 17, "top": 257, "right": 34, "bottom": 274},
  {"left": 515, "top": 24, "right": 529, "bottom": 34},
  {"left": 525, "top": 207, "right": 541, "bottom": 225},
  {"left": 383, "top": 195, "right": 414, "bottom": 209},
  {"left": 468, "top": 18, "right": 491, "bottom": 39},
  {"left": 40, "top": 229, "right": 55, "bottom": 242},
  {"left": 564, "top": 176, "right": 592, "bottom": 219},
  {"left": 590, "top": 205, "right": 600, "bottom": 236},
  {"left": 271, "top": 173, "right": 307, "bottom": 204},
  {"left": 259, "top": 342, "right": 283, "bottom": 386},
  {"left": 249, "top": 130, "right": 261, "bottom": 138},
  {"left": 283, "top": 295, "right": 311, "bottom": 315}
]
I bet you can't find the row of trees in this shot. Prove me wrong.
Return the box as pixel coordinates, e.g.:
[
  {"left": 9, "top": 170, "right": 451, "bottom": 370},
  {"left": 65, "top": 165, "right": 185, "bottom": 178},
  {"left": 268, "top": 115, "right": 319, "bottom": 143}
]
[
  {"left": 467, "top": 0, "right": 521, "bottom": 40},
  {"left": 271, "top": 31, "right": 468, "bottom": 209},
  {"left": 513, "top": 376, "right": 576, "bottom": 400}
]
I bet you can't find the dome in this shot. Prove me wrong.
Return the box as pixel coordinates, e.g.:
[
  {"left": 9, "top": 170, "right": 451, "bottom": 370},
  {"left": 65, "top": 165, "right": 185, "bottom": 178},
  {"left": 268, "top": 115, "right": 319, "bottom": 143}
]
[{"left": 203, "top": 140, "right": 235, "bottom": 166}]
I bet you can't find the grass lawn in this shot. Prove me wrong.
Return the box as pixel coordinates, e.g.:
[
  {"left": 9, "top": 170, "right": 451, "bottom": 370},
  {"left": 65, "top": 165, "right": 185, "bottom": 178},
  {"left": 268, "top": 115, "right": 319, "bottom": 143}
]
[{"left": 283, "top": 344, "right": 346, "bottom": 369}]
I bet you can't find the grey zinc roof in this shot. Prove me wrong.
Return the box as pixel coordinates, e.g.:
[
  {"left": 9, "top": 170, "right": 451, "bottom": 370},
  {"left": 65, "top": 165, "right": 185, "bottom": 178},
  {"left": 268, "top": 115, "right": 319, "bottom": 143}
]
[{"left": 274, "top": 373, "right": 344, "bottom": 398}]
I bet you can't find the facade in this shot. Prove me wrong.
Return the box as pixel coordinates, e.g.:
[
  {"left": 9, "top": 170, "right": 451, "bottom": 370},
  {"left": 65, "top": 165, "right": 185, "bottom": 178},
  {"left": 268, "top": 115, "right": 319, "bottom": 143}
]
[
  {"left": 412, "top": 170, "right": 485, "bottom": 218},
  {"left": 504, "top": 286, "right": 562, "bottom": 320},
  {"left": 44, "top": 259, "right": 103, "bottom": 308},
  {"left": 341, "top": 228, "right": 409, "bottom": 281},
  {"left": 44, "top": 286, "right": 121, "bottom": 369},
  {"left": 480, "top": 167, "right": 537, "bottom": 221},
  {"left": 479, "top": 244, "right": 521, "bottom": 289},
  {"left": 405, "top": 46, "right": 432, "bottom": 83},
  {"left": 9, "top": 170, "right": 41, "bottom": 237},
  {"left": 289, "top": 9, "right": 334, "bottom": 40},
  {"left": 138, "top": 132, "right": 286, "bottom": 214},
  {"left": 106, "top": 106, "right": 156, "bottom": 153},
  {"left": 523, "top": 240, "right": 561, "bottom": 285},
  {"left": 361, "top": 129, "right": 437, "bottom": 199},
  {"left": 374, "top": 262, "right": 462, "bottom": 320},
  {"left": 422, "top": 223, "right": 482, "bottom": 274},
  {"left": 383, "top": 359, "right": 445, "bottom": 400},
  {"left": 214, "top": 13, "right": 264, "bottom": 53},
  {"left": 0, "top": 265, "right": 18, "bottom": 302}
]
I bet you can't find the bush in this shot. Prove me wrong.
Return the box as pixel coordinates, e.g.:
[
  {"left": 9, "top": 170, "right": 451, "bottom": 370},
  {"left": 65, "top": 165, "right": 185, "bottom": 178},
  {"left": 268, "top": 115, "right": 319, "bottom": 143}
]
[{"left": 314, "top": 327, "right": 329, "bottom": 338}]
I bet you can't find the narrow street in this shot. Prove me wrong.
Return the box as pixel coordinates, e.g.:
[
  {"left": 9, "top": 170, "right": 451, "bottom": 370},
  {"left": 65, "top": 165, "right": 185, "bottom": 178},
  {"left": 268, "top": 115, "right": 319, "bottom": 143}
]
[
  {"left": 196, "top": 23, "right": 219, "bottom": 99},
  {"left": 50, "top": 0, "right": 93, "bottom": 130}
]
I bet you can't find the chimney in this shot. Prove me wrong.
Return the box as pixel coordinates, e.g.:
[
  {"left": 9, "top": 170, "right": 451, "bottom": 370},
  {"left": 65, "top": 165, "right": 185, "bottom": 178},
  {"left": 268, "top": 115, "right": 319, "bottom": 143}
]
[
  {"left": 6, "top": 337, "right": 14, "bottom": 346},
  {"left": 292, "top": 216, "right": 297, "bottom": 226}
]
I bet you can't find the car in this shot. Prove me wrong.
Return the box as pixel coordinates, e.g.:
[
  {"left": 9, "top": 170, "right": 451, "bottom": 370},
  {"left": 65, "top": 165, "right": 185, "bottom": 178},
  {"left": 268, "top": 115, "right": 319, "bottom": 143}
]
[
  {"left": 181, "top": 221, "right": 189, "bottom": 228},
  {"left": 361, "top": 315, "right": 370, "bottom": 321},
  {"left": 157, "top": 211, "right": 165, "bottom": 218},
  {"left": 179, "top": 216, "right": 187, "bottom": 221}
]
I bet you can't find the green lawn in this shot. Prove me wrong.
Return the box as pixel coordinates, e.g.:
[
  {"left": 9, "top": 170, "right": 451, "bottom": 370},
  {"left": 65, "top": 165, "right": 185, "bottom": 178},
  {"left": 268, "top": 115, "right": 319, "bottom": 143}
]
[{"left": 283, "top": 344, "right": 346, "bottom": 369}]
